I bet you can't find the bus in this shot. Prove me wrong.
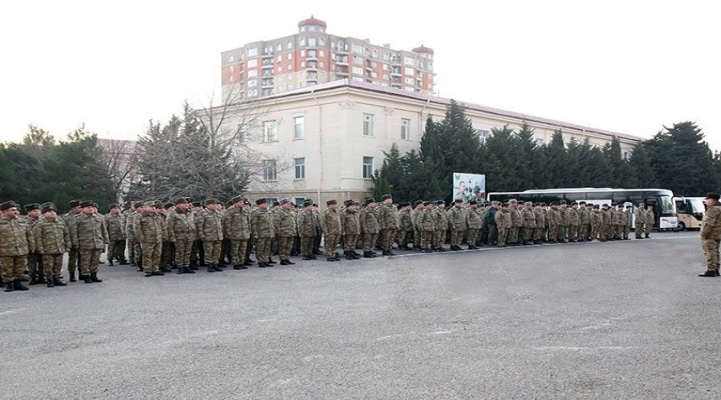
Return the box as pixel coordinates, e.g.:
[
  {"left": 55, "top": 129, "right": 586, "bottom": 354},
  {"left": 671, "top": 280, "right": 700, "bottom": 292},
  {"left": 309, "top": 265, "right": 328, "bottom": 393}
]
[
  {"left": 486, "top": 188, "right": 678, "bottom": 231},
  {"left": 674, "top": 196, "right": 705, "bottom": 230}
]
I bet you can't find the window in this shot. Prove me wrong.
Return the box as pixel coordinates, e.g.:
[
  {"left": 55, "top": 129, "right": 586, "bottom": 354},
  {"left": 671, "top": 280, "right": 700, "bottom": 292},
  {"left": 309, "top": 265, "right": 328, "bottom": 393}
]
[
  {"left": 262, "top": 120, "right": 278, "bottom": 142},
  {"left": 247, "top": 59, "right": 257, "bottom": 68},
  {"left": 478, "top": 129, "right": 489, "bottom": 145},
  {"left": 363, "top": 114, "right": 374, "bottom": 136},
  {"left": 293, "top": 116, "right": 305, "bottom": 139},
  {"left": 362, "top": 156, "right": 374, "bottom": 179},
  {"left": 352, "top": 44, "right": 363, "bottom": 54},
  {"left": 405, "top": 67, "right": 415, "bottom": 75},
  {"left": 248, "top": 48, "right": 258, "bottom": 57},
  {"left": 262, "top": 160, "right": 277, "bottom": 181},
  {"left": 248, "top": 70, "right": 258, "bottom": 78},
  {"left": 294, "top": 197, "right": 306, "bottom": 206},
  {"left": 352, "top": 66, "right": 363, "bottom": 75},
  {"left": 308, "top": 38, "right": 316, "bottom": 47},
  {"left": 294, "top": 157, "right": 306, "bottom": 179},
  {"left": 401, "top": 118, "right": 411, "bottom": 140}
]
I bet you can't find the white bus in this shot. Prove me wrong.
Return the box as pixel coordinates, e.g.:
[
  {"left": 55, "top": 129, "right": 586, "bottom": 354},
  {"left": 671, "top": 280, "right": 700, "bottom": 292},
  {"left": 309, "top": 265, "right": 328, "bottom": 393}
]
[
  {"left": 487, "top": 188, "right": 678, "bottom": 230},
  {"left": 674, "top": 196, "right": 705, "bottom": 230}
]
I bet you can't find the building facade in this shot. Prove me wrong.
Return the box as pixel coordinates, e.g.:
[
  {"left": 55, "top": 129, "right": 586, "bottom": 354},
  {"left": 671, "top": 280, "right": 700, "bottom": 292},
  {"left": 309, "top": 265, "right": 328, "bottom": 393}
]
[
  {"left": 220, "top": 16, "right": 435, "bottom": 102},
  {"left": 219, "top": 79, "right": 643, "bottom": 206}
]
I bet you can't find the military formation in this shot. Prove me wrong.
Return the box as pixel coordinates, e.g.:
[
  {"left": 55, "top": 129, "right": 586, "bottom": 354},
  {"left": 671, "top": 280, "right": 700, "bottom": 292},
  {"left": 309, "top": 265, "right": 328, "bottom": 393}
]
[{"left": 0, "top": 193, "right": 663, "bottom": 293}]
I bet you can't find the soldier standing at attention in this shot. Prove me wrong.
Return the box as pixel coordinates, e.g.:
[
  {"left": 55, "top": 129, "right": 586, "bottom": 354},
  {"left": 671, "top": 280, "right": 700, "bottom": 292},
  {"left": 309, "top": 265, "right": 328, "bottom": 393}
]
[
  {"left": 465, "top": 200, "right": 483, "bottom": 249},
  {"left": 340, "top": 200, "right": 361, "bottom": 260},
  {"left": 567, "top": 202, "right": 580, "bottom": 242},
  {"left": 33, "top": 204, "right": 70, "bottom": 287},
  {"left": 507, "top": 199, "right": 522, "bottom": 246},
  {"left": 644, "top": 205, "right": 655, "bottom": 238},
  {"left": 378, "top": 194, "right": 399, "bottom": 256},
  {"left": 166, "top": 197, "right": 196, "bottom": 274},
  {"left": 296, "top": 200, "right": 318, "bottom": 260},
  {"left": 1, "top": 201, "right": 33, "bottom": 292},
  {"left": 484, "top": 201, "right": 499, "bottom": 246},
  {"left": 410, "top": 200, "right": 424, "bottom": 250},
  {"left": 623, "top": 205, "right": 633, "bottom": 240},
  {"left": 532, "top": 203, "right": 546, "bottom": 244},
  {"left": 70, "top": 200, "right": 108, "bottom": 283},
  {"left": 251, "top": 198, "right": 275, "bottom": 268},
  {"left": 196, "top": 199, "right": 224, "bottom": 272},
  {"left": 448, "top": 199, "right": 467, "bottom": 250},
  {"left": 699, "top": 192, "right": 721, "bottom": 277},
  {"left": 126, "top": 201, "right": 144, "bottom": 271},
  {"left": 63, "top": 200, "right": 82, "bottom": 281},
  {"left": 396, "top": 202, "right": 413, "bottom": 250},
  {"left": 320, "top": 200, "right": 342, "bottom": 262},
  {"left": 189, "top": 201, "right": 206, "bottom": 269},
  {"left": 432, "top": 200, "right": 449, "bottom": 252},
  {"left": 104, "top": 203, "right": 126, "bottom": 266},
  {"left": 520, "top": 201, "right": 536, "bottom": 245},
  {"left": 494, "top": 203, "right": 512, "bottom": 247},
  {"left": 418, "top": 201, "right": 435, "bottom": 253},
  {"left": 557, "top": 201, "right": 569, "bottom": 243},
  {"left": 634, "top": 203, "right": 646, "bottom": 239},
  {"left": 134, "top": 201, "right": 164, "bottom": 277},
  {"left": 223, "top": 196, "right": 252, "bottom": 270},
  {"left": 590, "top": 205, "right": 602, "bottom": 241},
  {"left": 546, "top": 202, "right": 561, "bottom": 243},
  {"left": 577, "top": 202, "right": 590, "bottom": 242},
  {"left": 22, "top": 203, "right": 43, "bottom": 285},
  {"left": 274, "top": 199, "right": 298, "bottom": 265},
  {"left": 359, "top": 198, "right": 380, "bottom": 258}
]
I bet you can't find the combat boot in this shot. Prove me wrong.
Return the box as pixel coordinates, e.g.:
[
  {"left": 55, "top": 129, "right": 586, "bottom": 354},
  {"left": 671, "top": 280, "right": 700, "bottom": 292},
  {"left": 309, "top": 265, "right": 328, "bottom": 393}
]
[
  {"left": 69, "top": 272, "right": 77, "bottom": 282},
  {"left": 699, "top": 270, "right": 716, "bottom": 277},
  {"left": 82, "top": 275, "right": 92, "bottom": 284},
  {"left": 53, "top": 278, "right": 67, "bottom": 286},
  {"left": 47, "top": 278, "right": 55, "bottom": 288},
  {"left": 4, "top": 282, "right": 13, "bottom": 292},
  {"left": 207, "top": 265, "right": 215, "bottom": 273},
  {"left": 13, "top": 280, "right": 29, "bottom": 291},
  {"left": 90, "top": 272, "right": 103, "bottom": 283},
  {"left": 344, "top": 251, "right": 354, "bottom": 260}
]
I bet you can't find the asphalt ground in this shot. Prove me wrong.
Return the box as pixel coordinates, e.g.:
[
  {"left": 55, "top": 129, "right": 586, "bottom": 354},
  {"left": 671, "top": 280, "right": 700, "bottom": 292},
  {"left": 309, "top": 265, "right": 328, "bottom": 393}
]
[{"left": 1, "top": 231, "right": 719, "bottom": 400}]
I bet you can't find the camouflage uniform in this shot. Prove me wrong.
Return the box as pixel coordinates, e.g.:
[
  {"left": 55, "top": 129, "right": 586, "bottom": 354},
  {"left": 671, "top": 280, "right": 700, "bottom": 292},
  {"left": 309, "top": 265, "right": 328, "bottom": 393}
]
[
  {"left": 590, "top": 206, "right": 602, "bottom": 240},
  {"left": 546, "top": 204, "right": 561, "bottom": 243},
  {"left": 644, "top": 207, "right": 654, "bottom": 238},
  {"left": 567, "top": 204, "right": 580, "bottom": 242},
  {"left": 599, "top": 205, "right": 611, "bottom": 241},
  {"left": 359, "top": 201, "right": 380, "bottom": 257},
  {"left": 494, "top": 206, "right": 512, "bottom": 247},
  {"left": 125, "top": 203, "right": 144, "bottom": 268},
  {"left": 700, "top": 197, "right": 721, "bottom": 275},
  {"left": 133, "top": 206, "right": 164, "bottom": 275},
  {"left": 396, "top": 204, "right": 414, "bottom": 250},
  {"left": 508, "top": 201, "right": 522, "bottom": 245},
  {"left": 297, "top": 202, "right": 319, "bottom": 260},
  {"left": 520, "top": 202, "right": 536, "bottom": 245},
  {"left": 320, "top": 201, "right": 342, "bottom": 261},
  {"left": 223, "top": 199, "right": 253, "bottom": 268},
  {"left": 196, "top": 201, "right": 224, "bottom": 271},
  {"left": 62, "top": 201, "right": 82, "bottom": 280},
  {"left": 465, "top": 202, "right": 483, "bottom": 249},
  {"left": 448, "top": 202, "right": 467, "bottom": 250},
  {"left": 1, "top": 202, "right": 34, "bottom": 291},
  {"left": 250, "top": 200, "right": 275, "bottom": 267},
  {"left": 410, "top": 202, "right": 423, "bottom": 249},
  {"left": 377, "top": 197, "right": 398, "bottom": 255},
  {"left": 22, "top": 204, "right": 43, "bottom": 283},
  {"left": 558, "top": 203, "right": 569, "bottom": 243},
  {"left": 432, "top": 202, "right": 449, "bottom": 251},
  {"left": 70, "top": 203, "right": 108, "bottom": 282},
  {"left": 166, "top": 199, "right": 196, "bottom": 273},
  {"left": 634, "top": 205, "right": 646, "bottom": 239},
  {"left": 104, "top": 205, "right": 126, "bottom": 265},
  {"left": 417, "top": 204, "right": 435, "bottom": 252},
  {"left": 33, "top": 209, "right": 70, "bottom": 285},
  {"left": 341, "top": 201, "right": 361, "bottom": 259},
  {"left": 533, "top": 204, "right": 546, "bottom": 243},
  {"left": 274, "top": 200, "right": 298, "bottom": 264}
]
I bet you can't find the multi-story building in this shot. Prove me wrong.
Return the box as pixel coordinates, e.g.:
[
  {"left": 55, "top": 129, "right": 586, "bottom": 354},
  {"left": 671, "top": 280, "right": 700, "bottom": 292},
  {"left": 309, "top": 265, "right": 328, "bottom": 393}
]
[
  {"left": 218, "top": 79, "right": 643, "bottom": 206},
  {"left": 220, "top": 16, "right": 435, "bottom": 102}
]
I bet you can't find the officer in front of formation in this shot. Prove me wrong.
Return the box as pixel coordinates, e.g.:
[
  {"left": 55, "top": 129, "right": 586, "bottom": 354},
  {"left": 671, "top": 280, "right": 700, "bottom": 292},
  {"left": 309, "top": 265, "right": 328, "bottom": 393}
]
[{"left": 699, "top": 192, "right": 721, "bottom": 277}]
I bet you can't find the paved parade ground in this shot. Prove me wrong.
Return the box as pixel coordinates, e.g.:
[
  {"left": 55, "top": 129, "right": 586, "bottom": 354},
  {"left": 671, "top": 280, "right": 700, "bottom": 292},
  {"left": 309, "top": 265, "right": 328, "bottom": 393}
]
[{"left": 2, "top": 231, "right": 720, "bottom": 399}]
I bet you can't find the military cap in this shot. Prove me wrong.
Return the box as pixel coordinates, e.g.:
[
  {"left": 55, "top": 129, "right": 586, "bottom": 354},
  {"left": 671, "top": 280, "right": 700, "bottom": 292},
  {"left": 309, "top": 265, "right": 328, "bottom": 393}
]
[
  {"left": 705, "top": 192, "right": 720, "bottom": 200},
  {"left": 24, "top": 203, "right": 40, "bottom": 212},
  {"left": 142, "top": 200, "right": 157, "bottom": 207},
  {"left": 184, "top": 197, "right": 193, "bottom": 203},
  {"left": 131, "top": 201, "right": 142, "bottom": 208},
  {"left": 434, "top": 200, "right": 444, "bottom": 206},
  {"left": 326, "top": 199, "right": 337, "bottom": 206},
  {"left": 454, "top": 198, "right": 463, "bottom": 203},
  {"left": 231, "top": 195, "right": 244, "bottom": 204},
  {"left": 280, "top": 198, "right": 290, "bottom": 205},
  {"left": 302, "top": 200, "right": 313, "bottom": 207},
  {"left": 343, "top": 199, "right": 354, "bottom": 207},
  {"left": 79, "top": 200, "right": 94, "bottom": 208},
  {"left": 364, "top": 198, "right": 375, "bottom": 206},
  {"left": 41, "top": 204, "right": 57, "bottom": 213},
  {"left": 399, "top": 202, "right": 410, "bottom": 208},
  {"left": 41, "top": 202, "right": 56, "bottom": 209},
  {"left": 175, "top": 197, "right": 189, "bottom": 205},
  {"left": 414, "top": 200, "right": 423, "bottom": 207},
  {"left": 255, "top": 198, "right": 267, "bottom": 205},
  {"left": 0, "top": 201, "right": 19, "bottom": 211},
  {"left": 192, "top": 201, "right": 202, "bottom": 207},
  {"left": 272, "top": 201, "right": 280, "bottom": 207},
  {"left": 550, "top": 201, "right": 558, "bottom": 206},
  {"left": 68, "top": 200, "right": 81, "bottom": 208},
  {"left": 422, "top": 201, "right": 431, "bottom": 206},
  {"left": 593, "top": 204, "right": 600, "bottom": 209},
  {"left": 204, "top": 198, "right": 218, "bottom": 206},
  {"left": 468, "top": 200, "right": 477, "bottom": 205},
  {"left": 108, "top": 203, "right": 119, "bottom": 210},
  {"left": 501, "top": 202, "right": 510, "bottom": 207},
  {"left": 352, "top": 201, "right": 361, "bottom": 206},
  {"left": 571, "top": 202, "right": 578, "bottom": 206},
  {"left": 381, "top": 194, "right": 392, "bottom": 201},
  {"left": 163, "top": 202, "right": 174, "bottom": 210}
]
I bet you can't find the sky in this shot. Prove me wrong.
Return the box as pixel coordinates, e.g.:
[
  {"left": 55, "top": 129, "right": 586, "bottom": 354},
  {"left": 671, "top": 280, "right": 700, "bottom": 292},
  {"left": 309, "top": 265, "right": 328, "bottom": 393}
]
[{"left": 1, "top": 1, "right": 719, "bottom": 150}]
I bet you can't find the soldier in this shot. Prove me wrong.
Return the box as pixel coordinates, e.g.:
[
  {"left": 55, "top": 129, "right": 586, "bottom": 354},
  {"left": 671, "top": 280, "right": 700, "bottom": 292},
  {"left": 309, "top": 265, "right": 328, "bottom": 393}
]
[
  {"left": 590, "top": 205, "right": 602, "bottom": 241},
  {"left": 546, "top": 202, "right": 561, "bottom": 243},
  {"left": 274, "top": 199, "right": 298, "bottom": 265},
  {"left": 320, "top": 199, "right": 342, "bottom": 262},
  {"left": 133, "top": 201, "right": 164, "bottom": 277},
  {"left": 296, "top": 200, "right": 319, "bottom": 260},
  {"left": 33, "top": 204, "right": 70, "bottom": 287},
  {"left": 157, "top": 202, "right": 176, "bottom": 272},
  {"left": 341, "top": 200, "right": 361, "bottom": 260},
  {"left": 63, "top": 200, "right": 82, "bottom": 281},
  {"left": 196, "top": 199, "right": 224, "bottom": 272},
  {"left": 508, "top": 199, "right": 522, "bottom": 246},
  {"left": 190, "top": 201, "right": 206, "bottom": 269},
  {"left": 567, "top": 202, "right": 580, "bottom": 242},
  {"left": 532, "top": 203, "right": 546, "bottom": 244},
  {"left": 599, "top": 204, "right": 611, "bottom": 241},
  {"left": 396, "top": 202, "right": 414, "bottom": 250},
  {"left": 577, "top": 201, "right": 590, "bottom": 242},
  {"left": 634, "top": 203, "right": 646, "bottom": 239},
  {"left": 22, "top": 203, "right": 43, "bottom": 285},
  {"left": 223, "top": 196, "right": 252, "bottom": 270},
  {"left": 520, "top": 201, "right": 536, "bottom": 245},
  {"left": 359, "top": 198, "right": 380, "bottom": 258},
  {"left": 69, "top": 200, "right": 108, "bottom": 283},
  {"left": 432, "top": 200, "right": 449, "bottom": 252},
  {"left": 166, "top": 197, "right": 196, "bottom": 274},
  {"left": 623, "top": 205, "right": 633, "bottom": 240},
  {"left": 494, "top": 202, "right": 512, "bottom": 247},
  {"left": 410, "top": 200, "right": 424, "bottom": 250},
  {"left": 611, "top": 204, "right": 624, "bottom": 240},
  {"left": 377, "top": 194, "right": 399, "bottom": 256},
  {"left": 644, "top": 205, "right": 655, "bottom": 238},
  {"left": 484, "top": 201, "right": 499, "bottom": 246},
  {"left": 699, "top": 192, "right": 721, "bottom": 277},
  {"left": 104, "top": 203, "right": 127, "bottom": 266},
  {"left": 1, "top": 201, "right": 33, "bottom": 292},
  {"left": 448, "top": 199, "right": 467, "bottom": 250},
  {"left": 418, "top": 201, "right": 435, "bottom": 253},
  {"left": 465, "top": 200, "right": 483, "bottom": 249},
  {"left": 250, "top": 198, "right": 275, "bottom": 267},
  {"left": 125, "top": 201, "right": 144, "bottom": 271},
  {"left": 557, "top": 201, "right": 569, "bottom": 243}
]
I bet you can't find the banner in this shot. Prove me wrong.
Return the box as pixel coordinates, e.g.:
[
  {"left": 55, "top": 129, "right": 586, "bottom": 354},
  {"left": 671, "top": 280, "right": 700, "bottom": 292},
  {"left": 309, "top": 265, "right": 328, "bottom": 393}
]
[{"left": 453, "top": 173, "right": 486, "bottom": 203}]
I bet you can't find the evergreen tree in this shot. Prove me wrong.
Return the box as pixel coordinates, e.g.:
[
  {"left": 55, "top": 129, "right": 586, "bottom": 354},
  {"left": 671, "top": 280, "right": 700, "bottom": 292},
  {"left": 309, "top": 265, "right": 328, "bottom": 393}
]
[
  {"left": 627, "top": 143, "right": 657, "bottom": 188},
  {"left": 544, "top": 130, "right": 568, "bottom": 187}
]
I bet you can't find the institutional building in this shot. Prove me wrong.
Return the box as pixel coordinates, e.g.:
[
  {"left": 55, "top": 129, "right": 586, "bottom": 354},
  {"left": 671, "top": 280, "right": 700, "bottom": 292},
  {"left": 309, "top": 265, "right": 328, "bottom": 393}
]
[{"left": 219, "top": 79, "right": 643, "bottom": 206}]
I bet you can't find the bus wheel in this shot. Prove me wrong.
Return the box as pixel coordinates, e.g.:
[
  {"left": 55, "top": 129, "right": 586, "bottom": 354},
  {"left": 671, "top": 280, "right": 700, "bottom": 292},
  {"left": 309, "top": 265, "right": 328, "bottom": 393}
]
[{"left": 677, "top": 222, "right": 686, "bottom": 231}]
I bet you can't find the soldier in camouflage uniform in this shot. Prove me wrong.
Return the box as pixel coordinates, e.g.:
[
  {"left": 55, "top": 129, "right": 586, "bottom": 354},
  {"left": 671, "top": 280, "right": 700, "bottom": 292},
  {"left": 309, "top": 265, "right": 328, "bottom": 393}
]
[
  {"left": 133, "top": 201, "right": 164, "bottom": 277},
  {"left": 520, "top": 201, "right": 536, "bottom": 246},
  {"left": 590, "top": 205, "right": 602, "bottom": 241},
  {"left": 223, "top": 196, "right": 252, "bottom": 270},
  {"left": 157, "top": 202, "right": 175, "bottom": 272},
  {"left": 634, "top": 203, "right": 646, "bottom": 239},
  {"left": 577, "top": 202, "right": 590, "bottom": 242},
  {"left": 341, "top": 200, "right": 361, "bottom": 260},
  {"left": 396, "top": 202, "right": 413, "bottom": 250},
  {"left": 70, "top": 200, "right": 108, "bottom": 283},
  {"left": 320, "top": 200, "right": 342, "bottom": 262},
  {"left": 22, "top": 203, "right": 43, "bottom": 284},
  {"left": 465, "top": 200, "right": 483, "bottom": 249},
  {"left": 410, "top": 200, "right": 424, "bottom": 250},
  {"left": 104, "top": 203, "right": 127, "bottom": 266},
  {"left": 125, "top": 201, "right": 144, "bottom": 271},
  {"left": 274, "top": 199, "right": 298, "bottom": 265},
  {"left": 699, "top": 193, "right": 721, "bottom": 277},
  {"left": 567, "top": 202, "right": 580, "bottom": 242},
  {"left": 378, "top": 194, "right": 399, "bottom": 256},
  {"left": 546, "top": 202, "right": 561, "bottom": 243},
  {"left": 418, "top": 201, "right": 435, "bottom": 253},
  {"left": 63, "top": 200, "right": 82, "bottom": 281},
  {"left": 484, "top": 201, "right": 499, "bottom": 246},
  {"left": 251, "top": 198, "right": 275, "bottom": 268},
  {"left": 166, "top": 197, "right": 196, "bottom": 274},
  {"left": 359, "top": 198, "right": 380, "bottom": 258},
  {"left": 33, "top": 204, "right": 70, "bottom": 287},
  {"left": 1, "top": 201, "right": 33, "bottom": 292},
  {"left": 532, "top": 203, "right": 547, "bottom": 244},
  {"left": 644, "top": 205, "right": 654, "bottom": 238},
  {"left": 190, "top": 201, "right": 206, "bottom": 269},
  {"left": 557, "top": 201, "right": 569, "bottom": 243},
  {"left": 432, "top": 200, "right": 449, "bottom": 252},
  {"left": 494, "top": 203, "right": 512, "bottom": 247},
  {"left": 623, "top": 205, "right": 633, "bottom": 240},
  {"left": 297, "top": 200, "right": 319, "bottom": 260},
  {"left": 196, "top": 199, "right": 224, "bottom": 272},
  {"left": 599, "top": 204, "right": 611, "bottom": 241},
  {"left": 507, "top": 199, "right": 522, "bottom": 246},
  {"left": 448, "top": 199, "right": 467, "bottom": 250}
]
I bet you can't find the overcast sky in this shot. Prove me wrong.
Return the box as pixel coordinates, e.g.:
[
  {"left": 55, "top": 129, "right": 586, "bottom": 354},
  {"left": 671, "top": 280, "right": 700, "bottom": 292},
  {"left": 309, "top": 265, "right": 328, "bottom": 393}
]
[{"left": 2, "top": 1, "right": 719, "bottom": 150}]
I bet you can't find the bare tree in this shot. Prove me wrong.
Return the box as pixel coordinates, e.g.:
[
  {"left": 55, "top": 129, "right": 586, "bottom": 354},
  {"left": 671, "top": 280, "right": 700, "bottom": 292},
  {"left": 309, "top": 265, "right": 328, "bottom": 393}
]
[{"left": 96, "top": 138, "right": 138, "bottom": 203}]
